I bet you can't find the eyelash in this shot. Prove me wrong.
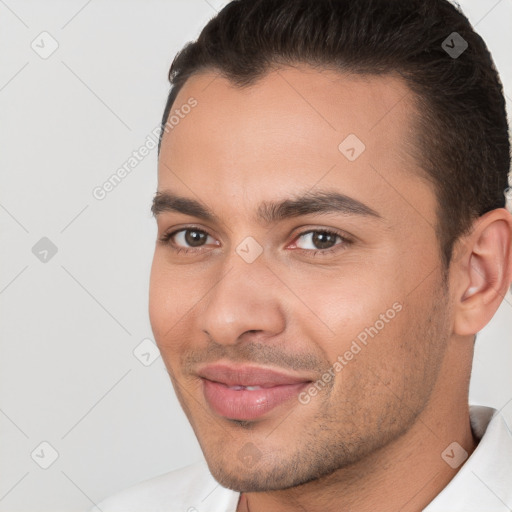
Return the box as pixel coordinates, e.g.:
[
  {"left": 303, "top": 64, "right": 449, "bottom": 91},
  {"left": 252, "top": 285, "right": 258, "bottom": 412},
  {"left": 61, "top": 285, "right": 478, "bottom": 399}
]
[{"left": 158, "top": 226, "right": 353, "bottom": 258}]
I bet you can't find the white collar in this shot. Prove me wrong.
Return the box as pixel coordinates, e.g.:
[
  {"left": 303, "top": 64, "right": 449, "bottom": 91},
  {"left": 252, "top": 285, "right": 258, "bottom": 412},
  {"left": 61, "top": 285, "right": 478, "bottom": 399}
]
[{"left": 424, "top": 405, "right": 512, "bottom": 511}]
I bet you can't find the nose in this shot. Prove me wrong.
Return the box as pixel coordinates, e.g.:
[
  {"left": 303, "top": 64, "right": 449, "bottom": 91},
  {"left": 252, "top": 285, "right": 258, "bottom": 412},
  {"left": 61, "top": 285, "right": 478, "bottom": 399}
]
[{"left": 199, "top": 254, "right": 286, "bottom": 346}]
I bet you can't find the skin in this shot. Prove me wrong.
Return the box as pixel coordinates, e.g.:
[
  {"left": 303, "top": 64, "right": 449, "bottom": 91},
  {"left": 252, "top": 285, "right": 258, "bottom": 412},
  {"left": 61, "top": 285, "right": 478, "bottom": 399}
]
[{"left": 149, "top": 66, "right": 512, "bottom": 512}]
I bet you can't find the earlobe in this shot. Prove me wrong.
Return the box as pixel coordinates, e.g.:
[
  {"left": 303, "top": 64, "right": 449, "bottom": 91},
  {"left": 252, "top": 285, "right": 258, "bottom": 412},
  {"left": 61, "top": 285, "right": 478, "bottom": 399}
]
[{"left": 453, "top": 209, "right": 512, "bottom": 336}]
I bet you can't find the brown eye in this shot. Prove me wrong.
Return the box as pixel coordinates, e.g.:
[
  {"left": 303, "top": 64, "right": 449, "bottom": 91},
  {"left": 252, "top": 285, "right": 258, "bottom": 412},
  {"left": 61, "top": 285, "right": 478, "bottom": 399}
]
[
  {"left": 161, "top": 228, "right": 217, "bottom": 250},
  {"left": 182, "top": 229, "right": 208, "bottom": 247},
  {"left": 294, "top": 230, "right": 342, "bottom": 250}
]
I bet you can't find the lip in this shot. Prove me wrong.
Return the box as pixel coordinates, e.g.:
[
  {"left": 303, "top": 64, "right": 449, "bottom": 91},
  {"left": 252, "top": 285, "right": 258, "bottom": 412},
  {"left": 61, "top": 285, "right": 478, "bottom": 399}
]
[
  {"left": 198, "top": 364, "right": 312, "bottom": 421},
  {"left": 198, "top": 364, "right": 311, "bottom": 388}
]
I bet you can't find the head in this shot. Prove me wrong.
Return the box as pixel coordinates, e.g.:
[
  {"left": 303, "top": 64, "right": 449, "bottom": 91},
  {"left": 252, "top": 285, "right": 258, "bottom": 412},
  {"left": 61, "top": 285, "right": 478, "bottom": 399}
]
[{"left": 150, "top": 0, "right": 512, "bottom": 493}]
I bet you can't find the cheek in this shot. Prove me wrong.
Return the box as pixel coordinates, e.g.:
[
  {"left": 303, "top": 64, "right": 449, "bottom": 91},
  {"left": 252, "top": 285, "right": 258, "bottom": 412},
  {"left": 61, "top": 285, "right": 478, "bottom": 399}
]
[
  {"left": 296, "top": 267, "right": 404, "bottom": 350},
  {"left": 149, "top": 255, "right": 196, "bottom": 351},
  {"left": 148, "top": 257, "right": 171, "bottom": 339},
  {"left": 294, "top": 260, "right": 437, "bottom": 404},
  {"left": 339, "top": 277, "right": 448, "bottom": 405}
]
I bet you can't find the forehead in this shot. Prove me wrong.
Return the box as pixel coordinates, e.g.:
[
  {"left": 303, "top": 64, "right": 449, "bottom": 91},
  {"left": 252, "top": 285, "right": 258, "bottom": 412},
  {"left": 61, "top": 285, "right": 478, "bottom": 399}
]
[
  {"left": 161, "top": 65, "right": 416, "bottom": 155},
  {"left": 158, "top": 66, "right": 435, "bottom": 226}
]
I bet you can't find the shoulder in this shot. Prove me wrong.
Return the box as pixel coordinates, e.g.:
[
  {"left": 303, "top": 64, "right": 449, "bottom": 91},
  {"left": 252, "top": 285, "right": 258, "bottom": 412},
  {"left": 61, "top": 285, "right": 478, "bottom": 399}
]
[{"left": 92, "top": 460, "right": 240, "bottom": 512}]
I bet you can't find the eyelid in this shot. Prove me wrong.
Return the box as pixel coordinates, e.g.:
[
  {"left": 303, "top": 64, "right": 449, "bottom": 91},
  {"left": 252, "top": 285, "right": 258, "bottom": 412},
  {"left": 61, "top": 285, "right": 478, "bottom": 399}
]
[{"left": 290, "top": 227, "right": 352, "bottom": 244}]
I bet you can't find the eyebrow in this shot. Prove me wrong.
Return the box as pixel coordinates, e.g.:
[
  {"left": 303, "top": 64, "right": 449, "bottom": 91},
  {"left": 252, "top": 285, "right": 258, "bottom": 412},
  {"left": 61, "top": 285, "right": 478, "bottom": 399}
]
[{"left": 151, "top": 189, "right": 382, "bottom": 224}]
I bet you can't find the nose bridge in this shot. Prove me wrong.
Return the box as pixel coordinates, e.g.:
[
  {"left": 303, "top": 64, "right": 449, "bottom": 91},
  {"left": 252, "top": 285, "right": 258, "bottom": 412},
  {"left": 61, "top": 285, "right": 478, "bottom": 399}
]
[{"left": 199, "top": 249, "right": 285, "bottom": 345}]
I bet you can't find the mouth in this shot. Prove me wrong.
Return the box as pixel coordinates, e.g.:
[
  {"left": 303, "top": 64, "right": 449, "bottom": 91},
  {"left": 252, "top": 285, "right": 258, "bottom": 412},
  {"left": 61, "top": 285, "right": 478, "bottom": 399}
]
[{"left": 197, "top": 363, "right": 313, "bottom": 421}]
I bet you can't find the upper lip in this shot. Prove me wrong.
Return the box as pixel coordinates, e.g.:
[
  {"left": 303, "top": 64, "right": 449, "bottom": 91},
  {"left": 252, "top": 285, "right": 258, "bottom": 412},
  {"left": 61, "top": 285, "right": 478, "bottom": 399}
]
[{"left": 197, "top": 363, "right": 312, "bottom": 388}]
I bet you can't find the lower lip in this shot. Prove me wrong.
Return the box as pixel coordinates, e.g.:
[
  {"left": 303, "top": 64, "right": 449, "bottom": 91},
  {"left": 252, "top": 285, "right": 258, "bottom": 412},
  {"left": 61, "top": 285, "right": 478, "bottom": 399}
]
[{"left": 202, "top": 379, "right": 309, "bottom": 421}]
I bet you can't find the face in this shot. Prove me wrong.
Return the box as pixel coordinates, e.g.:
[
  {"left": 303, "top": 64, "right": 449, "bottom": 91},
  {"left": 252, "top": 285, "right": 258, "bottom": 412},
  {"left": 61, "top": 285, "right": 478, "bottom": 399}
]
[{"left": 150, "top": 66, "right": 452, "bottom": 492}]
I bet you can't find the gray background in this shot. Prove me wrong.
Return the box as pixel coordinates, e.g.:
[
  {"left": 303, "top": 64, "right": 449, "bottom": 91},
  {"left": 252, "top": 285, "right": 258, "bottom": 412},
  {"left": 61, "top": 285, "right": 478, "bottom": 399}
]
[{"left": 0, "top": 1, "right": 511, "bottom": 511}]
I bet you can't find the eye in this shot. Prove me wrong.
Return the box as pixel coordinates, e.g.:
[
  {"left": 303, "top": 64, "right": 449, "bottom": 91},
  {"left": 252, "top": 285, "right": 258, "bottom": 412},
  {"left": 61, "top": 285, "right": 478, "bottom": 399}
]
[
  {"left": 290, "top": 229, "right": 351, "bottom": 256},
  {"left": 159, "top": 227, "right": 218, "bottom": 252}
]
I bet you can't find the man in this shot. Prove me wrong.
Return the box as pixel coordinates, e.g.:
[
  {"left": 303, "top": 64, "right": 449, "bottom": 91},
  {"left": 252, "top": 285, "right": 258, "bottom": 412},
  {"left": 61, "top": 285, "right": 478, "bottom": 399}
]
[{"left": 95, "top": 0, "right": 512, "bottom": 510}]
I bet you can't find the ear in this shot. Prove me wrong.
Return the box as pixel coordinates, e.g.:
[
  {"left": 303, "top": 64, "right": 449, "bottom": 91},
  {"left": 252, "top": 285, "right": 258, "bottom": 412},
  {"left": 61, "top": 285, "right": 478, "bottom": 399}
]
[{"left": 452, "top": 208, "right": 512, "bottom": 336}]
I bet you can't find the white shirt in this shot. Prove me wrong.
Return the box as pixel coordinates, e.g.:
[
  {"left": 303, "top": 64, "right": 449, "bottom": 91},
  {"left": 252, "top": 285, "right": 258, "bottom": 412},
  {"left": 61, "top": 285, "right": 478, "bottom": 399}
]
[{"left": 93, "top": 405, "right": 512, "bottom": 512}]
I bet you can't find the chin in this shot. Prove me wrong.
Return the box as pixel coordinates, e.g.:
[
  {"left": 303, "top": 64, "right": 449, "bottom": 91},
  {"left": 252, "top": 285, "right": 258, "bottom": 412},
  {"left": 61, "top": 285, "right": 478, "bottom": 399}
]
[
  {"left": 204, "top": 450, "right": 345, "bottom": 493},
  {"left": 208, "top": 465, "right": 298, "bottom": 492}
]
